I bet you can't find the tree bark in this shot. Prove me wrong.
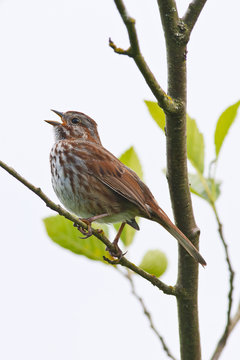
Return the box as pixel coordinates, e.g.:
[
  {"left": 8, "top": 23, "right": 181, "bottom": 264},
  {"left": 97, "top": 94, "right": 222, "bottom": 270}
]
[
  {"left": 167, "top": 42, "right": 202, "bottom": 360},
  {"left": 157, "top": 2, "right": 202, "bottom": 358},
  {"left": 166, "top": 21, "right": 202, "bottom": 360}
]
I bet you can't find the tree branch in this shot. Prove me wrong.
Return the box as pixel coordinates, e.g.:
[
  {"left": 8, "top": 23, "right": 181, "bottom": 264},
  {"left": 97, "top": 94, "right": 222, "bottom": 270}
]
[
  {"left": 210, "top": 204, "right": 235, "bottom": 360},
  {"left": 111, "top": 0, "right": 179, "bottom": 113},
  {"left": 182, "top": 0, "right": 208, "bottom": 35},
  {"left": 0, "top": 159, "right": 177, "bottom": 296},
  {"left": 157, "top": 0, "right": 179, "bottom": 39},
  {"left": 157, "top": 1, "right": 203, "bottom": 359},
  {"left": 121, "top": 269, "right": 178, "bottom": 360}
]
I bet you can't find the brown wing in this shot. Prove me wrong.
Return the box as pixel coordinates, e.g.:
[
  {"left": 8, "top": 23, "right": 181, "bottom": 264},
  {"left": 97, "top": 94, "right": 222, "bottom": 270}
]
[
  {"left": 97, "top": 170, "right": 151, "bottom": 216},
  {"left": 70, "top": 140, "right": 152, "bottom": 216}
]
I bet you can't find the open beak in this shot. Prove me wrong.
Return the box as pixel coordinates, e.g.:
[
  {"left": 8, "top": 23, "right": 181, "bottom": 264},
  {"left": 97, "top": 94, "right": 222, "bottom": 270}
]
[{"left": 45, "top": 109, "right": 64, "bottom": 126}]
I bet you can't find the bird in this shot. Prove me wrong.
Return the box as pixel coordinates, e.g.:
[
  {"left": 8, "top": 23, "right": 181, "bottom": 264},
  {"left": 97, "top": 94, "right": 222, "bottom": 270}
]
[{"left": 45, "top": 109, "right": 206, "bottom": 266}]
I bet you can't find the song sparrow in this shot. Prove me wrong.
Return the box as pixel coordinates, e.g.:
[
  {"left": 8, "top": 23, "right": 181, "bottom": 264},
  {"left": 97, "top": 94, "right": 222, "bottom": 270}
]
[{"left": 45, "top": 110, "right": 206, "bottom": 266}]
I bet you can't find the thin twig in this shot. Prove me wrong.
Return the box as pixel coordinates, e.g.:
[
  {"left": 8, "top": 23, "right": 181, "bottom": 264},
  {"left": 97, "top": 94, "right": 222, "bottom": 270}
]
[
  {"left": 111, "top": 0, "right": 178, "bottom": 113},
  {"left": 0, "top": 159, "right": 178, "bottom": 296},
  {"left": 210, "top": 204, "right": 235, "bottom": 360},
  {"left": 229, "top": 301, "right": 240, "bottom": 333},
  {"left": 211, "top": 301, "right": 240, "bottom": 360},
  {"left": 119, "top": 269, "right": 177, "bottom": 360},
  {"left": 182, "top": 0, "right": 208, "bottom": 35}
]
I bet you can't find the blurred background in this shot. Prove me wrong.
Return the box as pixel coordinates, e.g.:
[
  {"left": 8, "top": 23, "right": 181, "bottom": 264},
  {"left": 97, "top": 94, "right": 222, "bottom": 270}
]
[{"left": 0, "top": 0, "right": 240, "bottom": 359}]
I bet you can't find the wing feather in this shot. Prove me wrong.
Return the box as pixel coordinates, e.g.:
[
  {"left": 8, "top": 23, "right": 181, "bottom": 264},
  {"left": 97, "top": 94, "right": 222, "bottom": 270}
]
[{"left": 70, "top": 140, "right": 151, "bottom": 216}]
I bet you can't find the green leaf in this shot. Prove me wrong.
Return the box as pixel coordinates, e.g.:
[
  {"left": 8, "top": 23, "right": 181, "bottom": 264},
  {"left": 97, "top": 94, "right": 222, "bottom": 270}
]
[
  {"left": 119, "top": 146, "right": 143, "bottom": 180},
  {"left": 189, "top": 173, "right": 221, "bottom": 203},
  {"left": 215, "top": 100, "right": 240, "bottom": 157},
  {"left": 139, "top": 249, "right": 168, "bottom": 277},
  {"left": 187, "top": 115, "right": 205, "bottom": 174},
  {"left": 145, "top": 101, "right": 205, "bottom": 173},
  {"left": 113, "top": 218, "right": 139, "bottom": 247},
  {"left": 43, "top": 215, "right": 108, "bottom": 262},
  {"left": 144, "top": 100, "right": 165, "bottom": 131}
]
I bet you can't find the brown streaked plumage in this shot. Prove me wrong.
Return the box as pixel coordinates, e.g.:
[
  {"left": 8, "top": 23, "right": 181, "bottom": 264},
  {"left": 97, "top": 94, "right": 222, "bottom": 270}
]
[{"left": 45, "top": 110, "right": 206, "bottom": 266}]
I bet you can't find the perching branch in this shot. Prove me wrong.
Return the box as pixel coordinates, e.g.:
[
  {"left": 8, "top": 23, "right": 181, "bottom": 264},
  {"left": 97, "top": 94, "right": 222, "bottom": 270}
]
[
  {"left": 183, "top": 0, "right": 208, "bottom": 35},
  {"left": 122, "top": 269, "right": 178, "bottom": 360},
  {"left": 111, "top": 0, "right": 179, "bottom": 113},
  {"left": 210, "top": 204, "right": 235, "bottom": 360},
  {"left": 0, "top": 159, "right": 177, "bottom": 296}
]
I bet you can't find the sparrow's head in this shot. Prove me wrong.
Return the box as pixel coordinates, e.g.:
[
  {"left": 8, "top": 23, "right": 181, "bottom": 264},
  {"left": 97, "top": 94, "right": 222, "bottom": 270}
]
[{"left": 45, "top": 110, "right": 101, "bottom": 144}]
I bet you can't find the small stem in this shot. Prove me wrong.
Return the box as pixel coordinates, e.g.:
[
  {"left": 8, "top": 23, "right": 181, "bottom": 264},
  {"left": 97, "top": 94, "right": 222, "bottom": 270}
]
[
  {"left": 197, "top": 170, "right": 215, "bottom": 204},
  {"left": 211, "top": 301, "right": 240, "bottom": 360},
  {"left": 119, "top": 269, "right": 177, "bottom": 360},
  {"left": 229, "top": 301, "right": 240, "bottom": 333},
  {"left": 210, "top": 203, "right": 235, "bottom": 360}
]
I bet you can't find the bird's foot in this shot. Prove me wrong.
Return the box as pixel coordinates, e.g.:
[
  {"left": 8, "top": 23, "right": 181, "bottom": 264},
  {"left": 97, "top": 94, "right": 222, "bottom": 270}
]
[
  {"left": 103, "top": 222, "right": 127, "bottom": 264},
  {"left": 74, "top": 219, "right": 93, "bottom": 239},
  {"left": 104, "top": 242, "right": 127, "bottom": 264},
  {"left": 74, "top": 213, "right": 108, "bottom": 239}
]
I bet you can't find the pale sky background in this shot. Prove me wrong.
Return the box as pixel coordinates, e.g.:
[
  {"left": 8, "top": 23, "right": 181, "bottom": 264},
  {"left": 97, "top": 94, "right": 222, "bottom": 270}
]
[{"left": 0, "top": 0, "right": 240, "bottom": 359}]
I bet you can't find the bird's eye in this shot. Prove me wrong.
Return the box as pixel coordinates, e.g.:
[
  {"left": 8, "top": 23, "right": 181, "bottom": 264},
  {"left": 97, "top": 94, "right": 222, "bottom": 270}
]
[{"left": 71, "top": 117, "right": 80, "bottom": 124}]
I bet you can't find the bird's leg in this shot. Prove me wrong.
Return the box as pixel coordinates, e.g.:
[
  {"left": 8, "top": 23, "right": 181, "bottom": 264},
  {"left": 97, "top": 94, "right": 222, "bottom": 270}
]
[
  {"left": 106, "top": 222, "right": 127, "bottom": 259},
  {"left": 74, "top": 213, "right": 108, "bottom": 239}
]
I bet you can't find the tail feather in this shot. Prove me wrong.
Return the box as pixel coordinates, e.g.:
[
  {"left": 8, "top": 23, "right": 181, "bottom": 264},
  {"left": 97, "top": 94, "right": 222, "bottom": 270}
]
[
  {"left": 152, "top": 208, "right": 207, "bottom": 267},
  {"left": 164, "top": 222, "right": 206, "bottom": 266}
]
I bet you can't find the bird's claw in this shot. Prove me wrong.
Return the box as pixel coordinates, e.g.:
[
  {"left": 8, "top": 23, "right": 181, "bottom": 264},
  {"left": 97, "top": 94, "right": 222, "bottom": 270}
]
[
  {"left": 103, "top": 256, "right": 121, "bottom": 265},
  {"left": 78, "top": 227, "right": 93, "bottom": 239},
  {"left": 74, "top": 221, "right": 93, "bottom": 239},
  {"left": 104, "top": 243, "right": 127, "bottom": 264}
]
